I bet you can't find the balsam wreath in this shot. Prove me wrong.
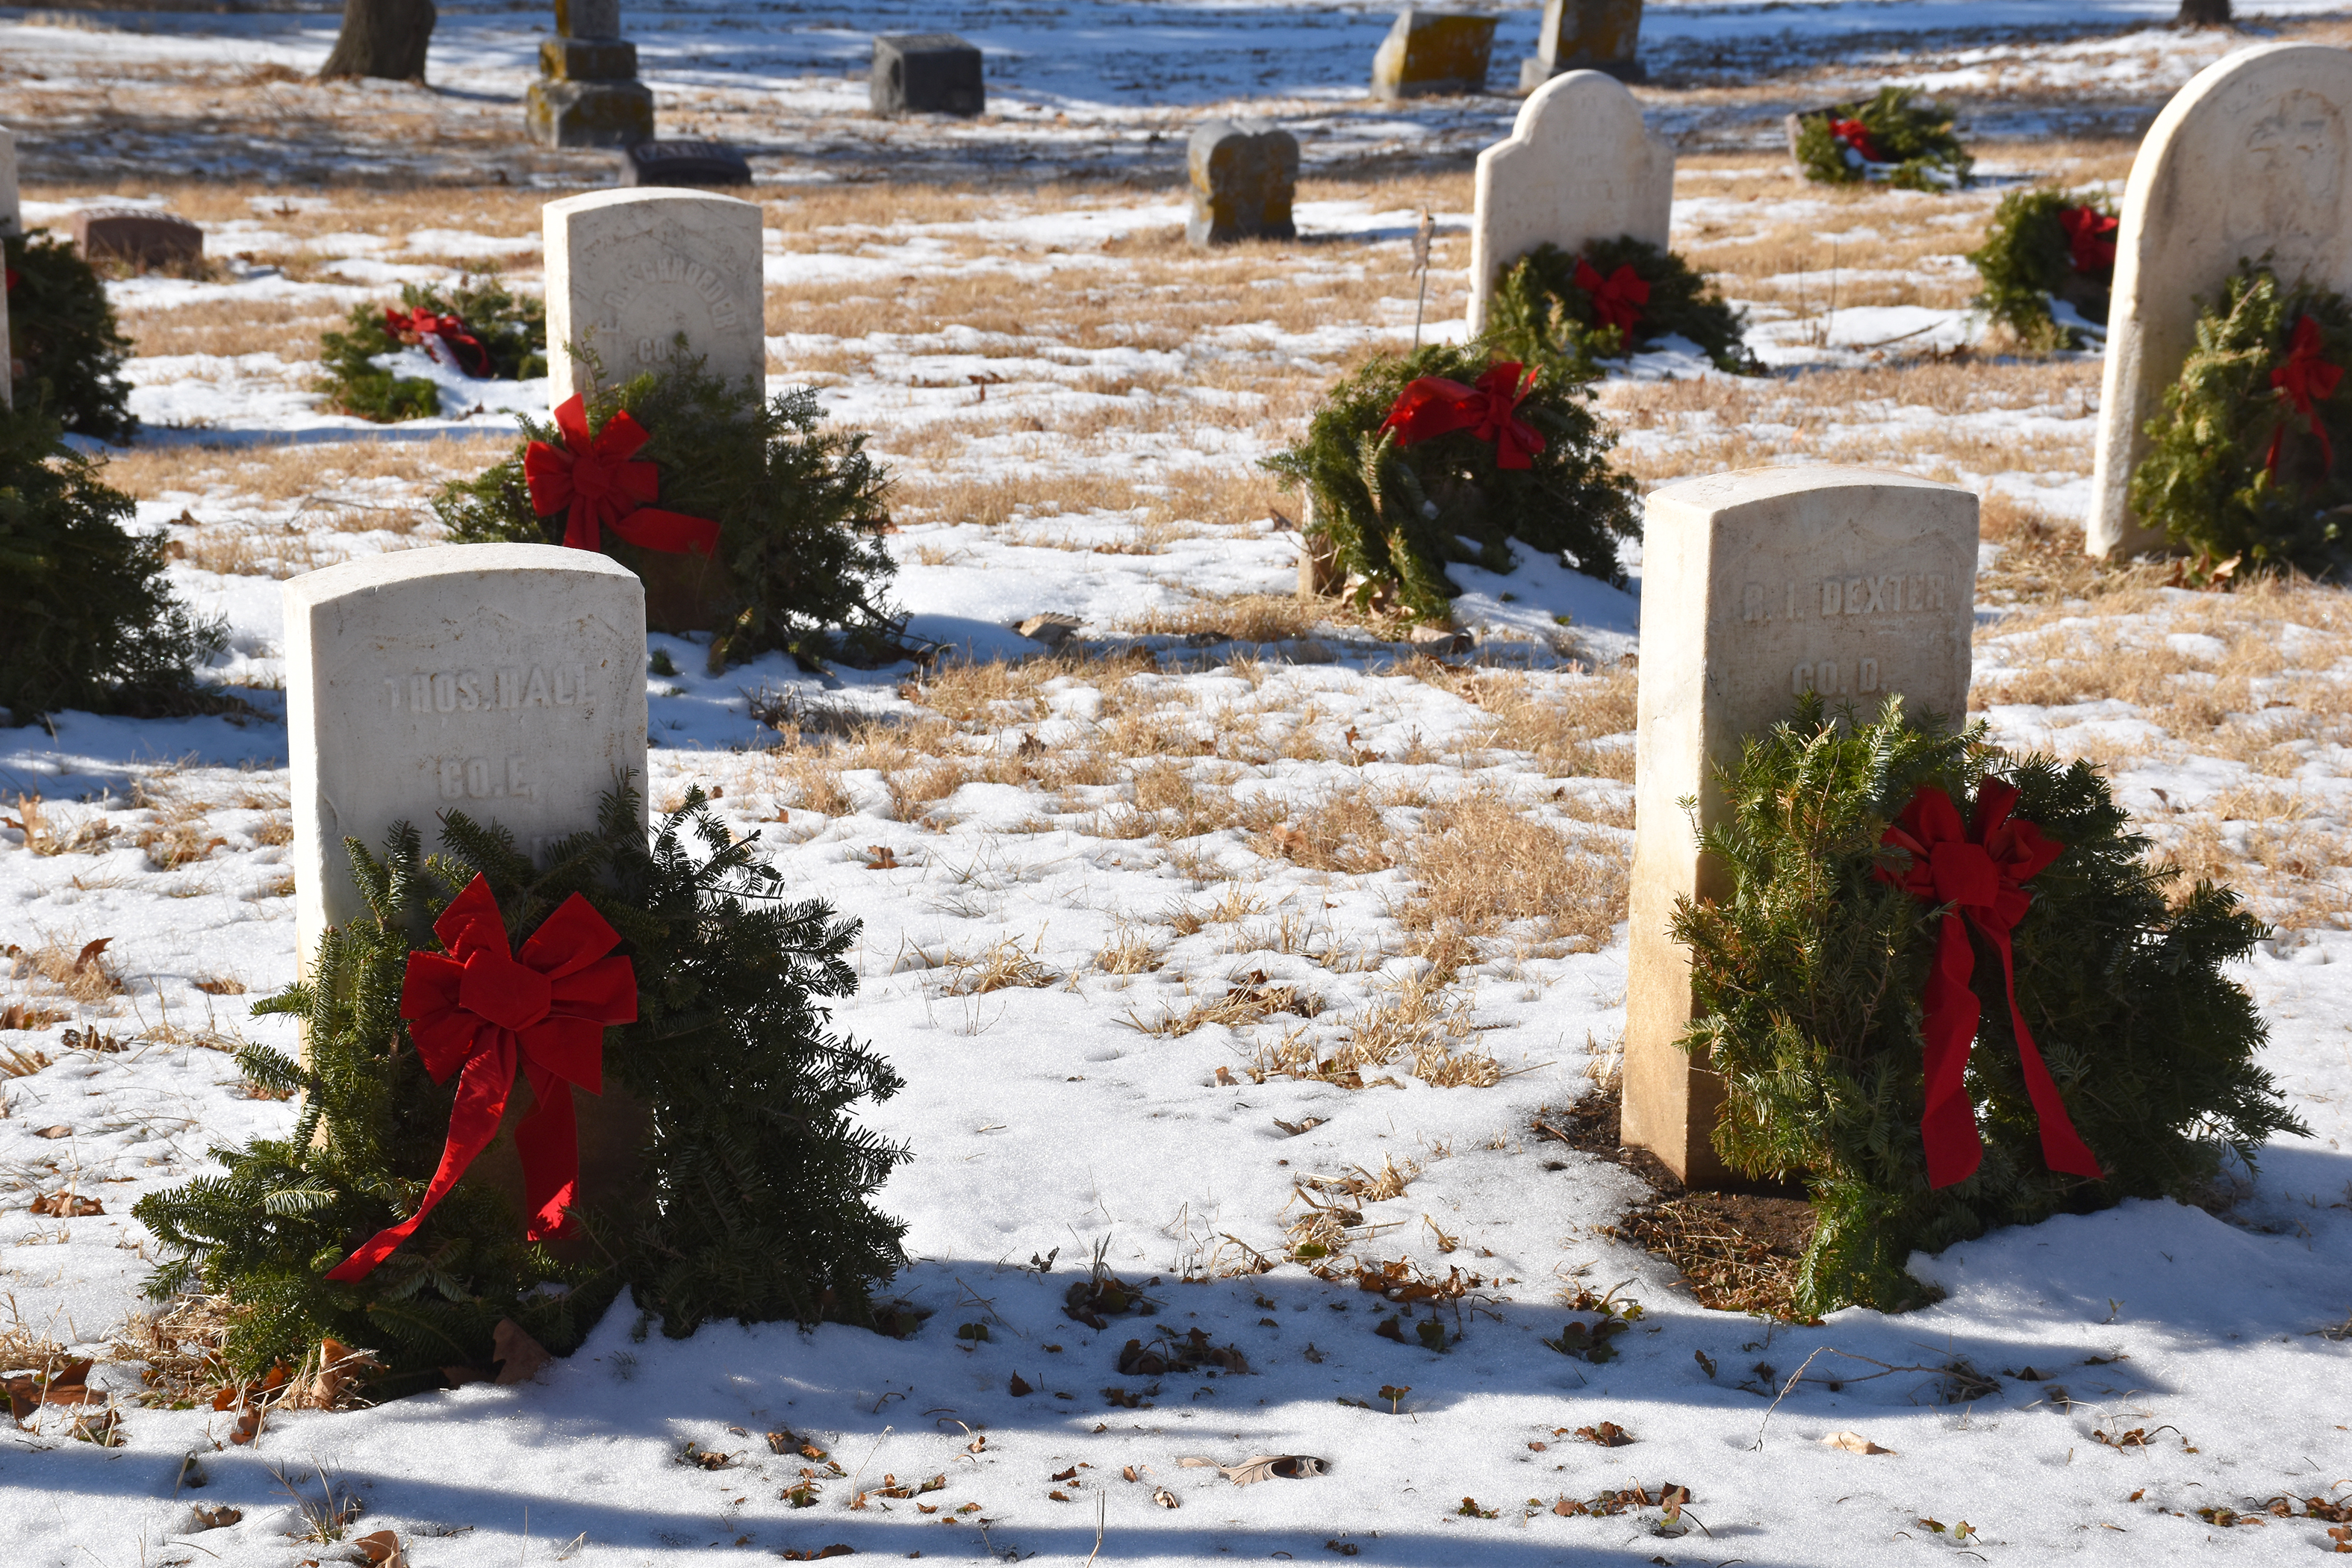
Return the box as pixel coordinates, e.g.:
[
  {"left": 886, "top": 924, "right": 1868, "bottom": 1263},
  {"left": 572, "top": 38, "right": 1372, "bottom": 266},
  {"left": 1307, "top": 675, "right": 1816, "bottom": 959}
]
[
  {"left": 434, "top": 356, "right": 898, "bottom": 670},
  {"left": 134, "top": 785, "right": 912, "bottom": 1387},
  {"left": 1485, "top": 236, "right": 1759, "bottom": 376},
  {"left": 1261, "top": 340, "right": 1637, "bottom": 621},
  {"left": 1793, "top": 87, "right": 1974, "bottom": 191},
  {"left": 317, "top": 275, "right": 548, "bottom": 423},
  {"left": 1672, "top": 697, "right": 2299, "bottom": 1316},
  {"left": 4, "top": 231, "right": 138, "bottom": 443},
  {"left": 2129, "top": 261, "right": 2352, "bottom": 577},
  {"left": 1966, "top": 187, "right": 2121, "bottom": 350}
]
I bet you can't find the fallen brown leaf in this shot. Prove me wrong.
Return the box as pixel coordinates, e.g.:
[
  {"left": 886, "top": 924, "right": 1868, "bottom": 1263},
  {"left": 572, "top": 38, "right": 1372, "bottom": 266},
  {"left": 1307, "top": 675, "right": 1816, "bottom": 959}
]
[
  {"left": 352, "top": 1529, "right": 408, "bottom": 1567},
  {"left": 491, "top": 1319, "right": 552, "bottom": 1384},
  {"left": 1823, "top": 1431, "right": 1896, "bottom": 1455},
  {"left": 31, "top": 1126, "right": 69, "bottom": 1139}
]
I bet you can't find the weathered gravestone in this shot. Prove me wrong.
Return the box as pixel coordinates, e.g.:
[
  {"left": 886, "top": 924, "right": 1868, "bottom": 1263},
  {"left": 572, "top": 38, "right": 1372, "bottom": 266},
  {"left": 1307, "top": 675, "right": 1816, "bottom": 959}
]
[
  {"left": 528, "top": 0, "right": 656, "bottom": 149},
  {"left": 284, "top": 545, "right": 651, "bottom": 1231},
  {"left": 1624, "top": 466, "right": 1978, "bottom": 1186},
  {"left": 617, "top": 139, "right": 753, "bottom": 189},
  {"left": 72, "top": 208, "right": 204, "bottom": 270},
  {"left": 872, "top": 33, "right": 986, "bottom": 117},
  {"left": 1370, "top": 10, "right": 1498, "bottom": 100},
  {"left": 544, "top": 188, "right": 762, "bottom": 629},
  {"left": 1186, "top": 119, "right": 1299, "bottom": 246},
  {"left": 2090, "top": 43, "right": 2352, "bottom": 559},
  {"left": 1520, "top": 0, "right": 1646, "bottom": 91},
  {"left": 543, "top": 187, "right": 765, "bottom": 408},
  {"left": 1466, "top": 69, "right": 1673, "bottom": 335}
]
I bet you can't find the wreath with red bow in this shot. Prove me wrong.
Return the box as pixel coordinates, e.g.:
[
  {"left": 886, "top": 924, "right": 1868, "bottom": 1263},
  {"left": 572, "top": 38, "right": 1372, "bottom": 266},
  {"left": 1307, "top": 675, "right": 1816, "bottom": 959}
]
[
  {"left": 134, "top": 786, "right": 916, "bottom": 1387},
  {"left": 317, "top": 275, "right": 547, "bottom": 423},
  {"left": 1261, "top": 340, "right": 1637, "bottom": 620},
  {"left": 1793, "top": 87, "right": 1973, "bottom": 191},
  {"left": 1965, "top": 186, "right": 2120, "bottom": 351},
  {"left": 2130, "top": 261, "right": 2352, "bottom": 578},
  {"left": 1484, "top": 235, "right": 1759, "bottom": 376},
  {"left": 435, "top": 359, "right": 899, "bottom": 668},
  {"left": 1670, "top": 699, "right": 2297, "bottom": 1317}
]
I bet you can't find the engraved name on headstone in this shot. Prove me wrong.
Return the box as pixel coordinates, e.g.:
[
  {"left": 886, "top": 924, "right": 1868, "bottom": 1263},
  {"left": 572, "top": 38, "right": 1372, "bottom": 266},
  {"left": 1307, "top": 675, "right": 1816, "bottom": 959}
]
[
  {"left": 1466, "top": 69, "right": 1673, "bottom": 335},
  {"left": 2090, "top": 43, "right": 2352, "bottom": 557},
  {"left": 1623, "top": 466, "right": 1978, "bottom": 1186},
  {"left": 542, "top": 187, "right": 765, "bottom": 409},
  {"left": 284, "top": 544, "right": 649, "bottom": 968}
]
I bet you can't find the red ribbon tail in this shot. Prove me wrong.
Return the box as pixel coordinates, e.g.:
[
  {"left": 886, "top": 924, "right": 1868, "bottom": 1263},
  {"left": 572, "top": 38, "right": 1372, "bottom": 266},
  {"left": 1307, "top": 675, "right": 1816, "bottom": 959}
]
[
  {"left": 1919, "top": 914, "right": 1986, "bottom": 1189},
  {"left": 1988, "top": 928, "right": 2103, "bottom": 1181},
  {"left": 514, "top": 1062, "right": 584, "bottom": 1240},
  {"left": 562, "top": 508, "right": 603, "bottom": 553},
  {"left": 325, "top": 1039, "right": 517, "bottom": 1282},
  {"left": 2267, "top": 423, "right": 2287, "bottom": 478},
  {"left": 609, "top": 506, "right": 722, "bottom": 558},
  {"left": 2315, "top": 414, "right": 2336, "bottom": 476}
]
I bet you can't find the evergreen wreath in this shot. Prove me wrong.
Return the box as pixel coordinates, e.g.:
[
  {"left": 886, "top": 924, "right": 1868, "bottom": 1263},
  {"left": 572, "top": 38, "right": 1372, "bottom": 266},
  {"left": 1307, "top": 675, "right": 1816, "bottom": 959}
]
[
  {"left": 1793, "top": 88, "right": 1975, "bottom": 191},
  {"left": 2129, "top": 261, "right": 2352, "bottom": 578},
  {"left": 1672, "top": 697, "right": 2300, "bottom": 1316},
  {"left": 317, "top": 275, "right": 549, "bottom": 423},
  {"left": 134, "top": 785, "right": 912, "bottom": 1387},
  {"left": 1260, "top": 341, "right": 1637, "bottom": 622},
  {"left": 1485, "top": 237, "right": 1760, "bottom": 376},
  {"left": 4, "top": 231, "right": 138, "bottom": 444},
  {"left": 434, "top": 354, "right": 897, "bottom": 670},
  {"left": 0, "top": 398, "right": 223, "bottom": 726},
  {"left": 1965, "top": 187, "right": 2119, "bottom": 350}
]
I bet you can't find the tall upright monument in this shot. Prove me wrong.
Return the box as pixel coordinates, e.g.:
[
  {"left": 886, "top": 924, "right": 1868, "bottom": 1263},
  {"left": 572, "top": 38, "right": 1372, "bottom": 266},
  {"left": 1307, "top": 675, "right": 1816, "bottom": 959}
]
[{"left": 527, "top": 0, "right": 655, "bottom": 149}]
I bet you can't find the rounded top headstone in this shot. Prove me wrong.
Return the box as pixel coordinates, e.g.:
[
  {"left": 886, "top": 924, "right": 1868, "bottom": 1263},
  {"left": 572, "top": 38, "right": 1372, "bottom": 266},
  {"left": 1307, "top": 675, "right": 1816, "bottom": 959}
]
[{"left": 2089, "top": 43, "right": 2352, "bottom": 556}]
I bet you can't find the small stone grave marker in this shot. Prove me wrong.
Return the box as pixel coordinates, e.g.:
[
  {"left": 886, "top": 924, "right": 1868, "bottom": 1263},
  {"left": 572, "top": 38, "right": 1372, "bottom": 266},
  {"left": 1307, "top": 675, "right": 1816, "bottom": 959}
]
[
  {"left": 1370, "top": 10, "right": 1497, "bottom": 100},
  {"left": 872, "top": 33, "right": 985, "bottom": 117},
  {"left": 1186, "top": 119, "right": 1298, "bottom": 246},
  {"left": 1520, "top": 0, "right": 1645, "bottom": 91},
  {"left": 2090, "top": 43, "right": 2352, "bottom": 557},
  {"left": 529, "top": 0, "right": 654, "bottom": 148},
  {"left": 1624, "top": 466, "right": 1977, "bottom": 1186},
  {"left": 617, "top": 139, "right": 753, "bottom": 189},
  {"left": 1466, "top": 69, "right": 1673, "bottom": 335},
  {"left": 72, "top": 208, "right": 204, "bottom": 270},
  {"left": 284, "top": 544, "right": 651, "bottom": 1232},
  {"left": 542, "top": 187, "right": 765, "bottom": 408}
]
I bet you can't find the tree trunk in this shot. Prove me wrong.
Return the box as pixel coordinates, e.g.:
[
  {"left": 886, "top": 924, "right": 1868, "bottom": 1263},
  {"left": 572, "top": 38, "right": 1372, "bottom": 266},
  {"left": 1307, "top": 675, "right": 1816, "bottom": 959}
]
[
  {"left": 319, "top": 0, "right": 437, "bottom": 83},
  {"left": 2177, "top": 0, "right": 2231, "bottom": 25}
]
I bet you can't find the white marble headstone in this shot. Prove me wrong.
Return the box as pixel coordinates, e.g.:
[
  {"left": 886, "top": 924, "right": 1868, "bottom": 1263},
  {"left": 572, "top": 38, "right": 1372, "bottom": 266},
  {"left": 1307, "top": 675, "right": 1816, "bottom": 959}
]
[
  {"left": 1623, "top": 465, "right": 1978, "bottom": 1186},
  {"left": 543, "top": 188, "right": 765, "bottom": 410},
  {"left": 284, "top": 545, "right": 649, "bottom": 966},
  {"left": 2090, "top": 43, "right": 2352, "bottom": 557},
  {"left": 1465, "top": 69, "right": 1673, "bottom": 335}
]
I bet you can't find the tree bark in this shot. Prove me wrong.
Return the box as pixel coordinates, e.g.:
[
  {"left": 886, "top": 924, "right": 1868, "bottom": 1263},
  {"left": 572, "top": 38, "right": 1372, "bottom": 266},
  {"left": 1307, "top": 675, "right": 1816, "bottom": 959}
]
[
  {"left": 319, "top": 0, "right": 438, "bottom": 83},
  {"left": 2177, "top": 0, "right": 2231, "bottom": 25}
]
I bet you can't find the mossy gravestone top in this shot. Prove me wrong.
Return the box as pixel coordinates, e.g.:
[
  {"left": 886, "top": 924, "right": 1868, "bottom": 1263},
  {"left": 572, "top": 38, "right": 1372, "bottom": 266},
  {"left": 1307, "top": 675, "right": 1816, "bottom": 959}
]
[
  {"left": 1625, "top": 466, "right": 1976, "bottom": 1186},
  {"left": 284, "top": 544, "right": 649, "bottom": 967},
  {"left": 543, "top": 187, "right": 764, "bottom": 411},
  {"left": 2090, "top": 43, "right": 2352, "bottom": 559},
  {"left": 1370, "top": 10, "right": 1497, "bottom": 100},
  {"left": 1466, "top": 69, "right": 1672, "bottom": 336}
]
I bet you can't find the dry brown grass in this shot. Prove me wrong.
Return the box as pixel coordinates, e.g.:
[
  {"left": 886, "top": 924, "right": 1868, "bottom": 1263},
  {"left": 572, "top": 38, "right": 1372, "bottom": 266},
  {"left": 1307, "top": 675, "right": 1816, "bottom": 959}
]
[
  {"left": 1467, "top": 667, "right": 1640, "bottom": 781},
  {"left": 1120, "top": 594, "right": 1323, "bottom": 645},
  {"left": 1399, "top": 786, "right": 1625, "bottom": 962},
  {"left": 97, "top": 435, "right": 508, "bottom": 508},
  {"left": 1248, "top": 782, "right": 1396, "bottom": 874}
]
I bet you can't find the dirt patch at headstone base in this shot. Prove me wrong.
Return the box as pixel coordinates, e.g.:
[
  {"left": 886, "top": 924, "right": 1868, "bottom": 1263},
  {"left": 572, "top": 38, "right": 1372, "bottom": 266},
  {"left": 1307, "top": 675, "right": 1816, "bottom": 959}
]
[{"left": 1532, "top": 1084, "right": 1820, "bottom": 1322}]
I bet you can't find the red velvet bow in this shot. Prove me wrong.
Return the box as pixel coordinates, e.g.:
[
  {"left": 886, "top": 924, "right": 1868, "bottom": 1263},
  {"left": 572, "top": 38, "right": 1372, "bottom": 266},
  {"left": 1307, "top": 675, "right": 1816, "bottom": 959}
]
[
  {"left": 1876, "top": 782, "right": 2103, "bottom": 1189},
  {"left": 2055, "top": 205, "right": 2118, "bottom": 276},
  {"left": 523, "top": 394, "right": 722, "bottom": 557},
  {"left": 1379, "top": 361, "right": 1548, "bottom": 470},
  {"left": 385, "top": 305, "right": 488, "bottom": 378},
  {"left": 1829, "top": 117, "right": 1880, "bottom": 164},
  {"left": 324, "top": 874, "right": 637, "bottom": 1282},
  {"left": 2265, "top": 314, "right": 2342, "bottom": 479},
  {"left": 1574, "top": 258, "right": 1650, "bottom": 342}
]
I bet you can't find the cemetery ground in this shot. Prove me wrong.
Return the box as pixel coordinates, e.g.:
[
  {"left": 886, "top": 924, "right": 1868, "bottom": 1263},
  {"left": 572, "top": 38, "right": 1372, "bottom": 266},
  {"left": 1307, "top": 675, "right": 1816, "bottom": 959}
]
[{"left": 2, "top": 23, "right": 2352, "bottom": 1568}]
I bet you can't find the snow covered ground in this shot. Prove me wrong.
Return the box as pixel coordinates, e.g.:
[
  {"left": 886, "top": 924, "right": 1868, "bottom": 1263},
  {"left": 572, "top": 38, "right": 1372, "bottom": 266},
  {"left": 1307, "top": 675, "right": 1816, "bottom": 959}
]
[{"left": 3, "top": 6, "right": 2352, "bottom": 1567}]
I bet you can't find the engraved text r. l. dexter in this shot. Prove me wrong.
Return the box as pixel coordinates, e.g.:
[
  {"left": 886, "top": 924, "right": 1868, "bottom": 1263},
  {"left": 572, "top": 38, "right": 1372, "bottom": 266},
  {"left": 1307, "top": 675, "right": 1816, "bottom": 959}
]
[{"left": 1740, "top": 570, "right": 1950, "bottom": 625}]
